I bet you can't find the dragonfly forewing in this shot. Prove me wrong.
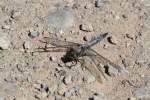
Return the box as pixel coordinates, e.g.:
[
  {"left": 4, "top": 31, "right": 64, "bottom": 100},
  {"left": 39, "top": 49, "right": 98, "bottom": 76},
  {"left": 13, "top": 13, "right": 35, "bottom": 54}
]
[
  {"left": 36, "top": 47, "right": 68, "bottom": 52},
  {"left": 42, "top": 37, "right": 81, "bottom": 48}
]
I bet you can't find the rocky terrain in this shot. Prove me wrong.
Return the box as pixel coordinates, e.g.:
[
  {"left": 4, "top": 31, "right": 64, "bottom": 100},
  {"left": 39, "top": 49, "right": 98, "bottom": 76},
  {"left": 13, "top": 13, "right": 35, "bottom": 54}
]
[{"left": 0, "top": 0, "right": 150, "bottom": 100}]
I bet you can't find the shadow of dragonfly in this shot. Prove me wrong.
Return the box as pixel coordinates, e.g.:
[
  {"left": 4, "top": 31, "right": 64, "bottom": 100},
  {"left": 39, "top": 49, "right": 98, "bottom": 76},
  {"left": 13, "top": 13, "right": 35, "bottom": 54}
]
[{"left": 37, "top": 33, "right": 124, "bottom": 83}]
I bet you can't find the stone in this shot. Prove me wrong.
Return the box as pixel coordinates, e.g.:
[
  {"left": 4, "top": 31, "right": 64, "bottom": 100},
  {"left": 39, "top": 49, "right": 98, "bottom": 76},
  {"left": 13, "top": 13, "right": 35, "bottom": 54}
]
[
  {"left": 46, "top": 7, "right": 75, "bottom": 33},
  {"left": 64, "top": 86, "right": 81, "bottom": 97},
  {"left": 134, "top": 87, "right": 150, "bottom": 98},
  {"left": 126, "top": 33, "right": 134, "bottom": 40},
  {"left": 23, "top": 40, "right": 33, "bottom": 50},
  {"left": 80, "top": 23, "right": 93, "bottom": 32},
  {"left": 105, "top": 64, "right": 128, "bottom": 76},
  {"left": 11, "top": 10, "right": 21, "bottom": 19},
  {"left": 0, "top": 35, "right": 10, "bottom": 50},
  {"left": 84, "top": 4, "right": 93, "bottom": 9},
  {"left": 89, "top": 96, "right": 103, "bottom": 100},
  {"left": 55, "top": 95, "right": 62, "bottom": 100},
  {"left": 49, "top": 56, "right": 57, "bottom": 62},
  {"left": 104, "top": 64, "right": 119, "bottom": 76},
  {"left": 28, "top": 30, "right": 39, "bottom": 38},
  {"left": 63, "top": 75, "right": 72, "bottom": 85},
  {"left": 64, "top": 90, "right": 72, "bottom": 97},
  {"left": 95, "top": 0, "right": 104, "bottom": 8},
  {"left": 89, "top": 92, "right": 105, "bottom": 100},
  {"left": 128, "top": 97, "right": 136, "bottom": 100},
  {"left": 83, "top": 73, "right": 96, "bottom": 83},
  {"left": 94, "top": 92, "right": 105, "bottom": 97},
  {"left": 1, "top": 25, "right": 11, "bottom": 30},
  {"left": 107, "top": 36, "right": 118, "bottom": 45}
]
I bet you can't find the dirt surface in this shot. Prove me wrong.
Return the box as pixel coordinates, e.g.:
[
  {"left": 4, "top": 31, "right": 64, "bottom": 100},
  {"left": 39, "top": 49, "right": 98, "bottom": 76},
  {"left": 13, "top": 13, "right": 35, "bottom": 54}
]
[{"left": 0, "top": 0, "right": 150, "bottom": 100}]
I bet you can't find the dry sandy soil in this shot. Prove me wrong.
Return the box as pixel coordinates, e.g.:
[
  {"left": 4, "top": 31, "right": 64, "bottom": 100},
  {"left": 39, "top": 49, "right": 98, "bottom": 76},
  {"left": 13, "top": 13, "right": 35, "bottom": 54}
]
[{"left": 0, "top": 0, "right": 150, "bottom": 100}]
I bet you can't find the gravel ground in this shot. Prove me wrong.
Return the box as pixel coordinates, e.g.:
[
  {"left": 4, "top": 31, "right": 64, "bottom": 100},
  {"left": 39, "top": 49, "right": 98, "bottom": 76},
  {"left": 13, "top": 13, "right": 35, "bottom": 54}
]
[{"left": 0, "top": 0, "right": 150, "bottom": 100}]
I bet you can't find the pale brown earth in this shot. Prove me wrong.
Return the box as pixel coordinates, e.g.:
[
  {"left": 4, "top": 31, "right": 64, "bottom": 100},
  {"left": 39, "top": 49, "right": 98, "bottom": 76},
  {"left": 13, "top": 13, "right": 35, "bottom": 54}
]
[{"left": 0, "top": 0, "right": 150, "bottom": 100}]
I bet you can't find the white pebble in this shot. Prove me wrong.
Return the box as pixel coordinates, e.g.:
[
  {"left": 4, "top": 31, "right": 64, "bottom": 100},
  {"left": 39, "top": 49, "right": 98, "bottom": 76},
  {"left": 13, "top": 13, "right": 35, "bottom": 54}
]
[
  {"left": 95, "top": 0, "right": 104, "bottom": 8},
  {"left": 55, "top": 95, "right": 62, "bottom": 100},
  {"left": 28, "top": 31, "right": 39, "bottom": 38},
  {"left": 23, "top": 41, "right": 32, "bottom": 50},
  {"left": 0, "top": 35, "right": 10, "bottom": 50},
  {"left": 108, "top": 36, "right": 118, "bottom": 45},
  {"left": 80, "top": 23, "right": 93, "bottom": 32},
  {"left": 1, "top": 25, "right": 11, "bottom": 30},
  {"left": 64, "top": 75, "right": 72, "bottom": 85},
  {"left": 128, "top": 97, "right": 136, "bottom": 100}
]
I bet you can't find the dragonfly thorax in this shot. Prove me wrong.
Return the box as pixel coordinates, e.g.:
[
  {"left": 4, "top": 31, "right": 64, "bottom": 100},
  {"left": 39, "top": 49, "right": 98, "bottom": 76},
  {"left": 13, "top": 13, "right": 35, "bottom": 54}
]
[{"left": 61, "top": 47, "right": 84, "bottom": 63}]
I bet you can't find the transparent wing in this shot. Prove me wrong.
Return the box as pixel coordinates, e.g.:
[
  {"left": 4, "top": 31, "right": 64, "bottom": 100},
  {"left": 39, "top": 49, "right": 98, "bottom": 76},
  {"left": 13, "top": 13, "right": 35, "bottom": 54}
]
[
  {"left": 35, "top": 47, "right": 68, "bottom": 52},
  {"left": 41, "top": 37, "right": 81, "bottom": 48},
  {"left": 86, "top": 49, "right": 123, "bottom": 72},
  {"left": 83, "top": 48, "right": 123, "bottom": 83},
  {"left": 82, "top": 56, "right": 104, "bottom": 83}
]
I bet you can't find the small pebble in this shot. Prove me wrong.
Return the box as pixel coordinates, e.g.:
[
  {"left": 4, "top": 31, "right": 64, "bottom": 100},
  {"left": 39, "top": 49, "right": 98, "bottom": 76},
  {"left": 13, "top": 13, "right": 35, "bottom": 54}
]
[
  {"left": 41, "top": 92, "right": 48, "bottom": 98},
  {"left": 1, "top": 25, "right": 11, "bottom": 30},
  {"left": 85, "top": 3, "right": 93, "bottom": 9},
  {"left": 126, "top": 33, "right": 134, "bottom": 40},
  {"left": 83, "top": 36, "right": 88, "bottom": 41},
  {"left": 89, "top": 96, "right": 103, "bottom": 100},
  {"left": 49, "top": 56, "right": 57, "bottom": 62},
  {"left": 28, "top": 31, "right": 39, "bottom": 38},
  {"left": 83, "top": 73, "right": 96, "bottom": 83},
  {"left": 128, "top": 97, "right": 136, "bottom": 100},
  {"left": 55, "top": 95, "right": 62, "bottom": 100},
  {"left": 94, "top": 92, "right": 105, "bottom": 97},
  {"left": 107, "top": 36, "right": 118, "bottom": 45},
  {"left": 64, "top": 86, "right": 80, "bottom": 97},
  {"left": 80, "top": 23, "right": 93, "bottom": 32},
  {"left": 0, "top": 35, "right": 10, "bottom": 50},
  {"left": 11, "top": 10, "right": 21, "bottom": 19},
  {"left": 33, "top": 83, "right": 41, "bottom": 90},
  {"left": 63, "top": 75, "right": 72, "bottom": 85},
  {"left": 64, "top": 90, "right": 72, "bottom": 97},
  {"left": 23, "top": 41, "right": 32, "bottom": 50},
  {"left": 95, "top": 0, "right": 104, "bottom": 8},
  {"left": 104, "top": 65, "right": 119, "bottom": 76}
]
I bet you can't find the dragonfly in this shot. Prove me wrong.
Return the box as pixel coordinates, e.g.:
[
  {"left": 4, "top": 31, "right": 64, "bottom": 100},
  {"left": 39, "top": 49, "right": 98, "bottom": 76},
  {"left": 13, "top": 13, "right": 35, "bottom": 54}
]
[{"left": 37, "top": 33, "right": 124, "bottom": 83}]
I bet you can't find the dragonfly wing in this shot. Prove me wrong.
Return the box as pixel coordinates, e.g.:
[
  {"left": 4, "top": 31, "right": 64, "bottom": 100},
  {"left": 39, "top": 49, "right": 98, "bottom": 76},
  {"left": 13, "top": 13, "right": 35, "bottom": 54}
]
[
  {"left": 86, "top": 48, "right": 123, "bottom": 72},
  {"left": 82, "top": 56, "right": 103, "bottom": 83},
  {"left": 41, "top": 37, "right": 81, "bottom": 48},
  {"left": 35, "top": 47, "right": 68, "bottom": 52},
  {"left": 88, "top": 55, "right": 108, "bottom": 81}
]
